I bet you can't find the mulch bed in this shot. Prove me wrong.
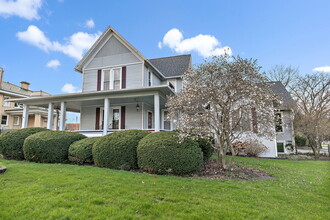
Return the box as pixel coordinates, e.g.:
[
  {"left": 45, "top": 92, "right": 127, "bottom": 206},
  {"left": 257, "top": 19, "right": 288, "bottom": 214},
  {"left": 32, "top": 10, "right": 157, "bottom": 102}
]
[{"left": 186, "top": 160, "right": 273, "bottom": 181}]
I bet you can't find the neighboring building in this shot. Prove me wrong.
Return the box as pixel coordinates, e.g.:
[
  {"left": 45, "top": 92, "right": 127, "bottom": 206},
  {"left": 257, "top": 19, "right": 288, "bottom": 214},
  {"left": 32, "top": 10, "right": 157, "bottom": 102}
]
[
  {"left": 9, "top": 27, "right": 295, "bottom": 157},
  {"left": 0, "top": 67, "right": 57, "bottom": 131}
]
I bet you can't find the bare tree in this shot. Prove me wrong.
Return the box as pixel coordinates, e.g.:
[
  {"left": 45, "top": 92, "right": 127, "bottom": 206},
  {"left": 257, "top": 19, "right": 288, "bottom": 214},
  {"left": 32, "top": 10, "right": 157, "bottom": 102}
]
[
  {"left": 268, "top": 65, "right": 299, "bottom": 90},
  {"left": 291, "top": 72, "right": 330, "bottom": 158},
  {"left": 167, "top": 56, "right": 278, "bottom": 169}
]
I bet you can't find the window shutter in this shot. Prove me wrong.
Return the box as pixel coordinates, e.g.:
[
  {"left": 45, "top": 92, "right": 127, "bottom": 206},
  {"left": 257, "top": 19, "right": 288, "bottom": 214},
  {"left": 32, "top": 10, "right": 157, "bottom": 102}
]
[
  {"left": 251, "top": 107, "right": 258, "bottom": 133},
  {"left": 95, "top": 108, "right": 100, "bottom": 130},
  {"left": 120, "top": 106, "right": 126, "bottom": 129},
  {"left": 122, "top": 66, "right": 126, "bottom": 89},
  {"left": 97, "top": 70, "right": 102, "bottom": 91}
]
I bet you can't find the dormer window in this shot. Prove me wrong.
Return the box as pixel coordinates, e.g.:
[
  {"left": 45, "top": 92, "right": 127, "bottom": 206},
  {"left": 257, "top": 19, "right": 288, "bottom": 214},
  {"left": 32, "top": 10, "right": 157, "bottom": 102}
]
[
  {"left": 102, "top": 68, "right": 122, "bottom": 90},
  {"left": 148, "top": 72, "right": 152, "bottom": 86},
  {"left": 168, "top": 82, "right": 175, "bottom": 91}
]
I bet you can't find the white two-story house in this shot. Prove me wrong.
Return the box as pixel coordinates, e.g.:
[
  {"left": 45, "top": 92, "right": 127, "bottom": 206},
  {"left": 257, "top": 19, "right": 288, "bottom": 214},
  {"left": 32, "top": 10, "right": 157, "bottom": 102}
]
[
  {"left": 10, "top": 26, "right": 295, "bottom": 157},
  {"left": 10, "top": 27, "right": 189, "bottom": 136}
]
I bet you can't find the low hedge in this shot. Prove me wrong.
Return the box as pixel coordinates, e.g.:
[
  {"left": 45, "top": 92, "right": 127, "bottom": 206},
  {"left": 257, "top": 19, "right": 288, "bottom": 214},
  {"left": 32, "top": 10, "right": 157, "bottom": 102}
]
[
  {"left": 23, "top": 131, "right": 86, "bottom": 163},
  {"left": 196, "top": 138, "right": 214, "bottom": 161},
  {"left": 68, "top": 137, "right": 100, "bottom": 164},
  {"left": 137, "top": 131, "right": 203, "bottom": 175},
  {"left": 0, "top": 127, "right": 47, "bottom": 160},
  {"left": 93, "top": 130, "right": 150, "bottom": 170}
]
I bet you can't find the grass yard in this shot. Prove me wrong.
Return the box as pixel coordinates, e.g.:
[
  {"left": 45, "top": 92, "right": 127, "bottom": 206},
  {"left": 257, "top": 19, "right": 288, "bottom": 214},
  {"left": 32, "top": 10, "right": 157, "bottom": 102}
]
[{"left": 0, "top": 157, "right": 329, "bottom": 219}]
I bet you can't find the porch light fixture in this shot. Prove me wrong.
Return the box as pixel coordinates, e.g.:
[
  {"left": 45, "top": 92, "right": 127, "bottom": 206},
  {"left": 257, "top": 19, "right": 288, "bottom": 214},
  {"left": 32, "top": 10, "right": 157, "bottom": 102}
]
[{"left": 136, "top": 103, "right": 140, "bottom": 111}]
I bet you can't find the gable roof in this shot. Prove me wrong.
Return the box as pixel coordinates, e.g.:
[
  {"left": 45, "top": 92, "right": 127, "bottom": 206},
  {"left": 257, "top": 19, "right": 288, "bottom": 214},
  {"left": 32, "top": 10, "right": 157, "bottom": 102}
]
[
  {"left": 148, "top": 54, "right": 191, "bottom": 78},
  {"left": 267, "top": 81, "right": 295, "bottom": 109},
  {"left": 74, "top": 26, "right": 147, "bottom": 73}
]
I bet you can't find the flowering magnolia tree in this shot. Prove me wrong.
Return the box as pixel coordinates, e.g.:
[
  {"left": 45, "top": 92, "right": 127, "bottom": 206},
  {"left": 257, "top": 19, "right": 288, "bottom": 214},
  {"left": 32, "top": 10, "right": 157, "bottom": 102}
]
[{"left": 167, "top": 55, "right": 278, "bottom": 169}]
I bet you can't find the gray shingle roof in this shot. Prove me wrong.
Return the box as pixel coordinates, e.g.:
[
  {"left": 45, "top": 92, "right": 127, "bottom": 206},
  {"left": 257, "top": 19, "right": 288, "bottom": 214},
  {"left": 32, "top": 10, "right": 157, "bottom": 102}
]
[
  {"left": 148, "top": 54, "right": 191, "bottom": 78},
  {"left": 267, "top": 81, "right": 295, "bottom": 109}
]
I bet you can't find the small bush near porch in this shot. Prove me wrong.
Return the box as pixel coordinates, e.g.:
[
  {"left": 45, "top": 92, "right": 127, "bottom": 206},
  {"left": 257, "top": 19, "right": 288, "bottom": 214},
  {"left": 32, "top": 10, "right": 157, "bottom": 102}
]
[{"left": 0, "top": 157, "right": 328, "bottom": 219}]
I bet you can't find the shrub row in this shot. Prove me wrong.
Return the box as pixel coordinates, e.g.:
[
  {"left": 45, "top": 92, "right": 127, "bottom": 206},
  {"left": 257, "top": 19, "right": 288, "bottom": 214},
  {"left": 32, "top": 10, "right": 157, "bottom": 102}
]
[
  {"left": 24, "top": 131, "right": 86, "bottom": 163},
  {"left": 68, "top": 137, "right": 99, "bottom": 164},
  {"left": 137, "top": 131, "right": 203, "bottom": 175},
  {"left": 93, "top": 130, "right": 150, "bottom": 170},
  {"left": 0, "top": 128, "right": 213, "bottom": 175},
  {"left": 0, "top": 128, "right": 47, "bottom": 160}
]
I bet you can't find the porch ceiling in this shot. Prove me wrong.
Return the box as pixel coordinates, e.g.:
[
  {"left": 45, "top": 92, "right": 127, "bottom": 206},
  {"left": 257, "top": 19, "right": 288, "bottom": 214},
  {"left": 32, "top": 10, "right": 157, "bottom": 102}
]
[{"left": 8, "top": 86, "right": 171, "bottom": 112}]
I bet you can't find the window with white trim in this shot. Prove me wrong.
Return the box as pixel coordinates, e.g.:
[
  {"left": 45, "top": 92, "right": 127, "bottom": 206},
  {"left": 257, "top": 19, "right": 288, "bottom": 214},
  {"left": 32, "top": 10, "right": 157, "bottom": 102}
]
[
  {"left": 3, "top": 96, "right": 10, "bottom": 107},
  {"left": 1, "top": 115, "right": 8, "bottom": 126},
  {"left": 275, "top": 112, "right": 283, "bottom": 132},
  {"left": 148, "top": 72, "right": 152, "bottom": 86},
  {"left": 13, "top": 116, "right": 20, "bottom": 125},
  {"left": 102, "top": 68, "right": 122, "bottom": 90},
  {"left": 162, "top": 110, "right": 171, "bottom": 130}
]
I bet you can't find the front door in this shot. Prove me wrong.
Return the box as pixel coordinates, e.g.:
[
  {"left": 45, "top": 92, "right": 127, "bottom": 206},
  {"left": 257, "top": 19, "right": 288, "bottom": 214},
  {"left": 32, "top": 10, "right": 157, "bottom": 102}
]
[
  {"left": 148, "top": 111, "right": 153, "bottom": 129},
  {"left": 112, "top": 108, "right": 120, "bottom": 129}
]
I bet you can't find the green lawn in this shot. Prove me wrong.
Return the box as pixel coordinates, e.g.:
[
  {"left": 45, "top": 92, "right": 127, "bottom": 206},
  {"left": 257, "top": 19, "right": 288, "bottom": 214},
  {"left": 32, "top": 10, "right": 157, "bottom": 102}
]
[{"left": 0, "top": 157, "right": 329, "bottom": 219}]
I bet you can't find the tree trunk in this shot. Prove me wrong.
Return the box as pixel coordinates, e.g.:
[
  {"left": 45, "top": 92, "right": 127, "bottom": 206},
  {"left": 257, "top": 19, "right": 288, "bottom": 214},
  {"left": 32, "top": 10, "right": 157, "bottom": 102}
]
[
  {"left": 309, "top": 137, "right": 320, "bottom": 159},
  {"left": 215, "top": 135, "right": 226, "bottom": 169}
]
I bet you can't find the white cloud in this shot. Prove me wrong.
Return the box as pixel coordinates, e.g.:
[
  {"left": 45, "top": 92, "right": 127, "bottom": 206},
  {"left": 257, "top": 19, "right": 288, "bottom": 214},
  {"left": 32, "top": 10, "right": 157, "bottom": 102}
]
[
  {"left": 0, "top": 0, "right": 42, "bottom": 20},
  {"left": 85, "top": 18, "right": 95, "bottom": 28},
  {"left": 312, "top": 66, "right": 330, "bottom": 73},
  {"left": 16, "top": 25, "right": 101, "bottom": 60},
  {"left": 158, "top": 28, "right": 232, "bottom": 58},
  {"left": 46, "top": 59, "right": 61, "bottom": 69},
  {"left": 61, "top": 83, "right": 80, "bottom": 93}
]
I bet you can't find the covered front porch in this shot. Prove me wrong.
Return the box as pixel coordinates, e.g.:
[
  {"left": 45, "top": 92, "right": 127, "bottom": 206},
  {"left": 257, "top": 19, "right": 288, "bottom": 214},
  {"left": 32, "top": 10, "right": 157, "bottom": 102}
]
[{"left": 9, "top": 86, "right": 174, "bottom": 137}]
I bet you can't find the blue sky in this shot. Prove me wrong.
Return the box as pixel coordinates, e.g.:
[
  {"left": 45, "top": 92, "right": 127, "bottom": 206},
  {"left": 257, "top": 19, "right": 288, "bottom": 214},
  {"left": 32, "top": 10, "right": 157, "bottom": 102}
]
[{"left": 0, "top": 0, "right": 329, "bottom": 95}]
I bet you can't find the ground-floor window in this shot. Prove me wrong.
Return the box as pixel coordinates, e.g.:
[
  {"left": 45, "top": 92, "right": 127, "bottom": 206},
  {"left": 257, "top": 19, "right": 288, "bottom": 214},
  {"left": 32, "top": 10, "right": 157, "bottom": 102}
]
[
  {"left": 162, "top": 110, "right": 171, "bottom": 130},
  {"left": 13, "top": 116, "right": 20, "bottom": 125},
  {"left": 277, "top": 142, "right": 284, "bottom": 153},
  {"left": 148, "top": 111, "right": 153, "bottom": 129},
  {"left": 1, "top": 115, "right": 8, "bottom": 126}
]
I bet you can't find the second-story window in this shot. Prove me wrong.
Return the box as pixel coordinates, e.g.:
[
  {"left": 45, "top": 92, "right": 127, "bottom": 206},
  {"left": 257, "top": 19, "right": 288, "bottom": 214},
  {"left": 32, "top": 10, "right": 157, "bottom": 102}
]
[
  {"left": 148, "top": 72, "right": 152, "bottom": 86},
  {"left": 275, "top": 112, "right": 283, "bottom": 132},
  {"left": 102, "top": 68, "right": 122, "bottom": 90},
  {"left": 113, "top": 68, "right": 121, "bottom": 90}
]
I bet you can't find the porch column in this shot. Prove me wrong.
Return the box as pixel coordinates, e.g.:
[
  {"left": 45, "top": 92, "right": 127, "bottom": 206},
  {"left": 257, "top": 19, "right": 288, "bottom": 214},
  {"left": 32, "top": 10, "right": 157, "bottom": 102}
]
[
  {"left": 154, "top": 93, "right": 160, "bottom": 132},
  {"left": 21, "top": 104, "right": 29, "bottom": 128},
  {"left": 59, "top": 102, "right": 66, "bottom": 131},
  {"left": 47, "top": 103, "right": 54, "bottom": 130},
  {"left": 103, "top": 98, "right": 110, "bottom": 135}
]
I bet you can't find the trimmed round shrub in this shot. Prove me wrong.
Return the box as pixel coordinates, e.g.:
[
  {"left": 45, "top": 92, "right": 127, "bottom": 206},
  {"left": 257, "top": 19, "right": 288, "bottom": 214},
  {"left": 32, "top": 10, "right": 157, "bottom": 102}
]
[
  {"left": 196, "top": 138, "right": 214, "bottom": 161},
  {"left": 23, "top": 131, "right": 86, "bottom": 163},
  {"left": 137, "top": 131, "right": 203, "bottom": 175},
  {"left": 93, "top": 130, "right": 150, "bottom": 170},
  {"left": 0, "top": 127, "right": 47, "bottom": 160},
  {"left": 69, "top": 137, "right": 100, "bottom": 164}
]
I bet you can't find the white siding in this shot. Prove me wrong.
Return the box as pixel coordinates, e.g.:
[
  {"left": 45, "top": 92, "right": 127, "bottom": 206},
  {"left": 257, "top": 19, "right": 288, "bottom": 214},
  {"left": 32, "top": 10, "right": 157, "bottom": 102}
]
[
  {"left": 176, "top": 78, "right": 183, "bottom": 92},
  {"left": 125, "top": 103, "right": 142, "bottom": 129},
  {"left": 86, "top": 36, "right": 140, "bottom": 69},
  {"left": 126, "top": 64, "right": 143, "bottom": 89},
  {"left": 80, "top": 107, "right": 96, "bottom": 130},
  {"left": 152, "top": 72, "right": 161, "bottom": 86},
  {"left": 83, "top": 70, "right": 97, "bottom": 92}
]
